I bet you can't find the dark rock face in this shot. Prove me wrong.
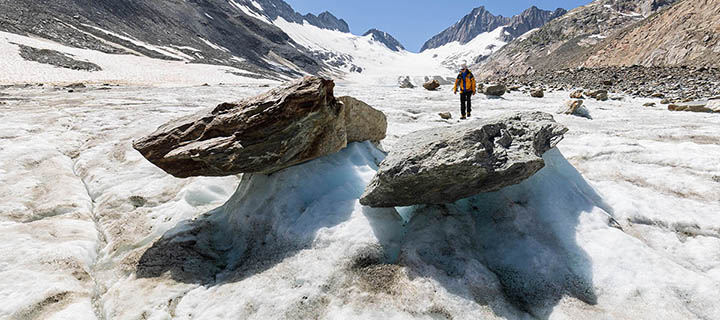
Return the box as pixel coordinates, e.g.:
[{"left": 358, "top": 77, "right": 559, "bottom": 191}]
[
  {"left": 360, "top": 112, "right": 568, "bottom": 207},
  {"left": 363, "top": 29, "right": 405, "bottom": 52},
  {"left": 133, "top": 76, "right": 347, "bottom": 177},
  {"left": 421, "top": 6, "right": 566, "bottom": 51},
  {"left": 504, "top": 7, "right": 567, "bottom": 39},
  {"left": 17, "top": 44, "right": 102, "bottom": 71}
]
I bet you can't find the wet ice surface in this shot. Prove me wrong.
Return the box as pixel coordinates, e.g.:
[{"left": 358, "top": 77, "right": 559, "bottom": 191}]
[{"left": 1, "top": 83, "right": 718, "bottom": 319}]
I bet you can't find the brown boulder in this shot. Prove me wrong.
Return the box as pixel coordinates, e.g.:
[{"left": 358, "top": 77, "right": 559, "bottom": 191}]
[
  {"left": 530, "top": 88, "right": 544, "bottom": 98},
  {"left": 133, "top": 76, "right": 351, "bottom": 177},
  {"left": 423, "top": 80, "right": 441, "bottom": 91}
]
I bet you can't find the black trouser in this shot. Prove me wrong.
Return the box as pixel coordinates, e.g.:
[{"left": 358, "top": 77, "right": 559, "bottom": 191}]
[{"left": 460, "top": 92, "right": 472, "bottom": 116}]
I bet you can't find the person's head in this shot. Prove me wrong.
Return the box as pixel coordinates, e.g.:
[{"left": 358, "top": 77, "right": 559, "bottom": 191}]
[{"left": 460, "top": 63, "right": 468, "bottom": 72}]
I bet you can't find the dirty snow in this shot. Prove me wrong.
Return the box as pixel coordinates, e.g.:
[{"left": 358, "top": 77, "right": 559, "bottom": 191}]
[{"left": 1, "top": 82, "right": 718, "bottom": 319}]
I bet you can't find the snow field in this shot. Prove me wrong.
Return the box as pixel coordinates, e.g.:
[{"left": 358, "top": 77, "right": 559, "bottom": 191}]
[{"left": 0, "top": 83, "right": 718, "bottom": 319}]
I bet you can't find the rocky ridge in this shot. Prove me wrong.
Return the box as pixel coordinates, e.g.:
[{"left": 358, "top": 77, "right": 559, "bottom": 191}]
[
  {"left": 363, "top": 29, "right": 405, "bottom": 52},
  {"left": 421, "top": 6, "right": 567, "bottom": 51}
]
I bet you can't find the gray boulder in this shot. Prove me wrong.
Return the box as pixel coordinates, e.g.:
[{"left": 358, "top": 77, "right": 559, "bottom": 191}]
[
  {"left": 557, "top": 100, "right": 592, "bottom": 119},
  {"left": 360, "top": 112, "right": 568, "bottom": 207},
  {"left": 134, "top": 76, "right": 351, "bottom": 177},
  {"left": 484, "top": 83, "right": 507, "bottom": 96},
  {"left": 399, "top": 76, "right": 415, "bottom": 89},
  {"left": 338, "top": 96, "right": 387, "bottom": 142}
]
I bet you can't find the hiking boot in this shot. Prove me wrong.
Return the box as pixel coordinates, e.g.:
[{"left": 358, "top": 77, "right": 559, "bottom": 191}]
[
  {"left": 460, "top": 115, "right": 467, "bottom": 120},
  {"left": 467, "top": 112, "right": 471, "bottom": 117}
]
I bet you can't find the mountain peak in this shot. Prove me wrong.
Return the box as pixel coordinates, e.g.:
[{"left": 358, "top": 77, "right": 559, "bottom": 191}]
[
  {"left": 303, "top": 11, "right": 350, "bottom": 32},
  {"left": 421, "top": 6, "right": 566, "bottom": 52},
  {"left": 363, "top": 28, "right": 405, "bottom": 52}
]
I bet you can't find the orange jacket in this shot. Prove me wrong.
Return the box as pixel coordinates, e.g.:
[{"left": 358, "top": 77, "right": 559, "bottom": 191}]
[{"left": 453, "top": 70, "right": 476, "bottom": 94}]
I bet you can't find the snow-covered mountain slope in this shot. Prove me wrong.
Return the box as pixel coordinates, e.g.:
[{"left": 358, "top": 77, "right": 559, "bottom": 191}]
[
  {"left": 0, "top": 0, "right": 560, "bottom": 86},
  {"left": 418, "top": 27, "right": 510, "bottom": 73},
  {"left": 0, "top": 31, "right": 269, "bottom": 86},
  {"left": 2, "top": 83, "right": 719, "bottom": 319}
]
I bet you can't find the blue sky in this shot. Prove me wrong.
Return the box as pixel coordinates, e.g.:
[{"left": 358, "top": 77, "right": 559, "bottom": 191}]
[{"left": 283, "top": 0, "right": 590, "bottom": 52}]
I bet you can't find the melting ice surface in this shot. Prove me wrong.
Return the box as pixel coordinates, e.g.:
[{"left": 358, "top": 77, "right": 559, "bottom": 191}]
[{"left": 1, "top": 84, "right": 719, "bottom": 319}]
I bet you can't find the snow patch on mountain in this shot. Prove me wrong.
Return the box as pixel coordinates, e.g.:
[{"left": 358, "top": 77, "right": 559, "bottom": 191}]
[
  {"left": 0, "top": 31, "right": 267, "bottom": 86},
  {"left": 419, "top": 27, "right": 509, "bottom": 72}
]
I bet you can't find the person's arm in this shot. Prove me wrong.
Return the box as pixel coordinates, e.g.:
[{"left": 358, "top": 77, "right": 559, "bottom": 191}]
[
  {"left": 453, "top": 76, "right": 459, "bottom": 94},
  {"left": 470, "top": 75, "right": 476, "bottom": 95}
]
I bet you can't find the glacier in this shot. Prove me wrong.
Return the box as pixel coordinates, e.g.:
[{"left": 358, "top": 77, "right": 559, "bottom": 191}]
[{"left": 1, "top": 83, "right": 719, "bottom": 319}]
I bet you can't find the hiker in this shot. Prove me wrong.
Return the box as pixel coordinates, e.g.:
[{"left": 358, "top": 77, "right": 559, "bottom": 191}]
[{"left": 453, "top": 64, "right": 476, "bottom": 120}]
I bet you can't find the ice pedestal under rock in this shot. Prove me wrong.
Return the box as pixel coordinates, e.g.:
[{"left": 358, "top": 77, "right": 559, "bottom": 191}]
[{"left": 128, "top": 140, "right": 627, "bottom": 319}]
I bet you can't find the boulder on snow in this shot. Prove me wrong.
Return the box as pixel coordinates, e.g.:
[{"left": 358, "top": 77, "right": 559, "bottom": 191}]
[
  {"left": 484, "top": 83, "right": 507, "bottom": 96},
  {"left": 438, "top": 112, "right": 452, "bottom": 120},
  {"left": 134, "top": 76, "right": 376, "bottom": 178},
  {"left": 587, "top": 89, "right": 608, "bottom": 101},
  {"left": 558, "top": 100, "right": 592, "bottom": 119},
  {"left": 360, "top": 112, "right": 568, "bottom": 207},
  {"left": 643, "top": 102, "right": 656, "bottom": 107},
  {"left": 668, "top": 100, "right": 720, "bottom": 113},
  {"left": 530, "top": 88, "right": 544, "bottom": 98},
  {"left": 399, "top": 76, "right": 415, "bottom": 89},
  {"left": 423, "top": 80, "right": 441, "bottom": 91},
  {"left": 570, "top": 90, "right": 584, "bottom": 99},
  {"left": 338, "top": 96, "right": 387, "bottom": 142}
]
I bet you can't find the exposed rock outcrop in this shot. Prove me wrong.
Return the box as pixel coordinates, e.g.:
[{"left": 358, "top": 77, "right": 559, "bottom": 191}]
[
  {"left": 360, "top": 112, "right": 568, "bottom": 207},
  {"left": 134, "top": 76, "right": 386, "bottom": 178}
]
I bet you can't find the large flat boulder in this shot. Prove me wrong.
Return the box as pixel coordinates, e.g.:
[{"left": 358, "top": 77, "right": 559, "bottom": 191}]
[
  {"left": 360, "top": 112, "right": 568, "bottom": 207},
  {"left": 338, "top": 96, "right": 387, "bottom": 143},
  {"left": 668, "top": 100, "right": 720, "bottom": 113},
  {"left": 133, "top": 76, "right": 348, "bottom": 177}
]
